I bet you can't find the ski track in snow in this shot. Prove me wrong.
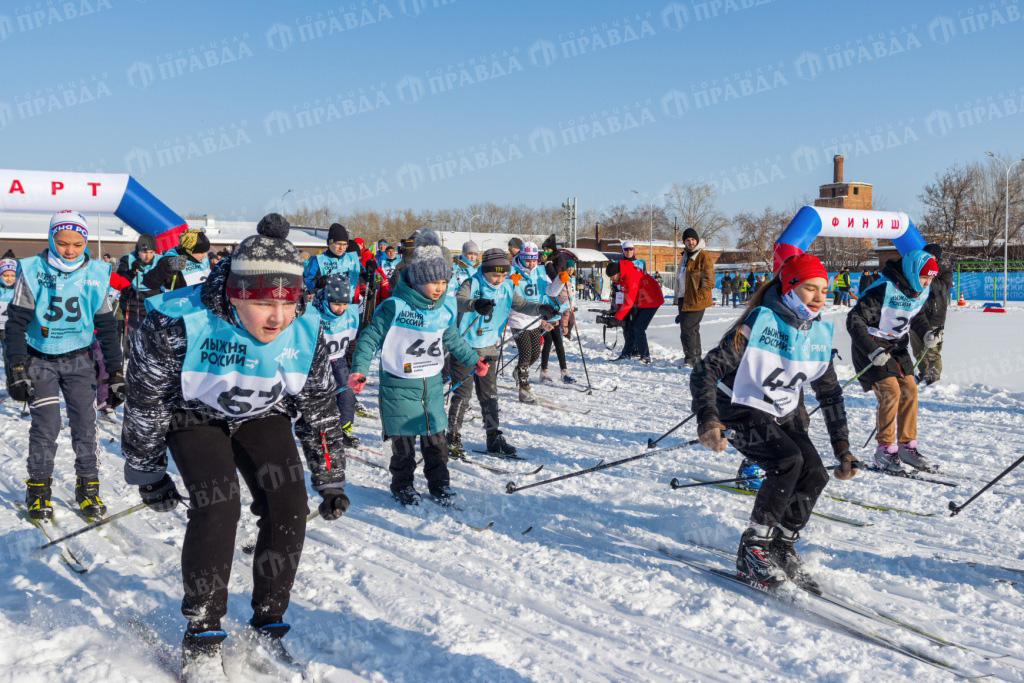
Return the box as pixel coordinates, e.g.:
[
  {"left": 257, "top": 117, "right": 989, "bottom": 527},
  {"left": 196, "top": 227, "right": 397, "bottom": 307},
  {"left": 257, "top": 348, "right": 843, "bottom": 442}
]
[{"left": 1, "top": 302, "right": 1023, "bottom": 681}]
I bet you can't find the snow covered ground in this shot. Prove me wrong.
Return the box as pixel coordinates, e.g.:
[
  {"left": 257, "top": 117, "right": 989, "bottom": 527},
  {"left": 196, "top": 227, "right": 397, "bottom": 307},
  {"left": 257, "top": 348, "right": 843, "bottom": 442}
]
[{"left": 2, "top": 301, "right": 1024, "bottom": 681}]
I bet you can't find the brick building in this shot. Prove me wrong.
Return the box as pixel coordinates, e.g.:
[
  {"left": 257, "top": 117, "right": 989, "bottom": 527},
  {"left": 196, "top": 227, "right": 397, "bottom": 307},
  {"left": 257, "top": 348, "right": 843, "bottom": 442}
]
[{"left": 813, "top": 155, "right": 872, "bottom": 210}]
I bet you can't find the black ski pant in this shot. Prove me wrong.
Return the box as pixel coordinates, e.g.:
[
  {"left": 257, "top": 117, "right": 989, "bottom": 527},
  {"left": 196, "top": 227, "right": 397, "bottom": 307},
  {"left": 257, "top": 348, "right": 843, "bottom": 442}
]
[
  {"left": 624, "top": 307, "right": 656, "bottom": 358},
  {"left": 540, "top": 326, "right": 567, "bottom": 371},
  {"left": 448, "top": 350, "right": 500, "bottom": 436},
  {"left": 513, "top": 327, "right": 544, "bottom": 387},
  {"left": 330, "top": 357, "right": 356, "bottom": 427},
  {"left": 620, "top": 308, "right": 639, "bottom": 357},
  {"left": 389, "top": 432, "right": 448, "bottom": 491},
  {"left": 167, "top": 414, "right": 308, "bottom": 628},
  {"left": 678, "top": 309, "right": 705, "bottom": 365},
  {"left": 724, "top": 418, "right": 829, "bottom": 532}
]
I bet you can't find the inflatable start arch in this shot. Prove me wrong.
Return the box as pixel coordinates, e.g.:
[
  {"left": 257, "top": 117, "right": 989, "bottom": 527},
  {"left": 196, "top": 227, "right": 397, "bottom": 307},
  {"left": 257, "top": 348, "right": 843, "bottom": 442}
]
[
  {"left": 0, "top": 169, "right": 187, "bottom": 252},
  {"left": 772, "top": 206, "right": 925, "bottom": 272}
]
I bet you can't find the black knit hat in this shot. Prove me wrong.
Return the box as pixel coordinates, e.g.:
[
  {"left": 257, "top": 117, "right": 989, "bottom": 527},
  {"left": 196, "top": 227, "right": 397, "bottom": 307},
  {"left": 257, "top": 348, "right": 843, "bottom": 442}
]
[
  {"left": 682, "top": 227, "right": 699, "bottom": 242},
  {"left": 327, "top": 223, "right": 349, "bottom": 243},
  {"left": 225, "top": 213, "right": 304, "bottom": 302},
  {"left": 508, "top": 237, "right": 524, "bottom": 251},
  {"left": 924, "top": 243, "right": 942, "bottom": 260},
  {"left": 134, "top": 234, "right": 156, "bottom": 253},
  {"left": 605, "top": 262, "right": 621, "bottom": 276}
]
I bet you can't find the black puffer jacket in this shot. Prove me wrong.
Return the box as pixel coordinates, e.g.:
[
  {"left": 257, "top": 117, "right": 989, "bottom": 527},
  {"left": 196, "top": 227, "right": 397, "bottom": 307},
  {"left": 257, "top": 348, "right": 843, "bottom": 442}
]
[
  {"left": 121, "top": 256, "right": 345, "bottom": 489},
  {"left": 846, "top": 257, "right": 932, "bottom": 390},
  {"left": 923, "top": 262, "right": 954, "bottom": 329},
  {"left": 690, "top": 286, "right": 848, "bottom": 453}
]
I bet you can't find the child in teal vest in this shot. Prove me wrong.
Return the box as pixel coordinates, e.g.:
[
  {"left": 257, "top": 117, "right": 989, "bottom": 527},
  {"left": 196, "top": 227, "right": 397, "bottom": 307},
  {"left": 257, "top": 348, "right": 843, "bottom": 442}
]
[
  {"left": 349, "top": 229, "right": 486, "bottom": 506},
  {"left": 4, "top": 211, "right": 124, "bottom": 522},
  {"left": 123, "top": 214, "right": 347, "bottom": 677}
]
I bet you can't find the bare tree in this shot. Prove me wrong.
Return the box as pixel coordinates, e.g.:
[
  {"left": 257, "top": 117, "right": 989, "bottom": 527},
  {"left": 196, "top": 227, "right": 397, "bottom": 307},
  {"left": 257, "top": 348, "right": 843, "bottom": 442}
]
[
  {"left": 665, "top": 182, "right": 731, "bottom": 245},
  {"left": 918, "top": 162, "right": 981, "bottom": 251},
  {"left": 735, "top": 207, "right": 789, "bottom": 269}
]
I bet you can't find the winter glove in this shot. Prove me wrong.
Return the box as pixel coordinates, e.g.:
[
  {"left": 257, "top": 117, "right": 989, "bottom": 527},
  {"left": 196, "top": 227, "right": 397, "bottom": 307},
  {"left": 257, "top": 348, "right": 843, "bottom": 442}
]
[
  {"left": 832, "top": 444, "right": 861, "bottom": 481},
  {"left": 923, "top": 329, "right": 943, "bottom": 349},
  {"left": 697, "top": 420, "right": 728, "bottom": 452},
  {"left": 365, "top": 258, "right": 378, "bottom": 273},
  {"left": 347, "top": 373, "right": 366, "bottom": 394},
  {"left": 105, "top": 368, "right": 126, "bottom": 408},
  {"left": 868, "top": 347, "right": 891, "bottom": 367},
  {"left": 472, "top": 298, "right": 495, "bottom": 316},
  {"left": 559, "top": 272, "right": 570, "bottom": 284},
  {"left": 139, "top": 474, "right": 183, "bottom": 512},
  {"left": 474, "top": 357, "right": 490, "bottom": 377},
  {"left": 166, "top": 255, "right": 187, "bottom": 272},
  {"left": 7, "top": 363, "right": 34, "bottom": 402},
  {"left": 315, "top": 275, "right": 328, "bottom": 290},
  {"left": 674, "top": 314, "right": 681, "bottom": 324},
  {"left": 318, "top": 488, "right": 350, "bottom": 521},
  {"left": 539, "top": 303, "right": 558, "bottom": 319}
]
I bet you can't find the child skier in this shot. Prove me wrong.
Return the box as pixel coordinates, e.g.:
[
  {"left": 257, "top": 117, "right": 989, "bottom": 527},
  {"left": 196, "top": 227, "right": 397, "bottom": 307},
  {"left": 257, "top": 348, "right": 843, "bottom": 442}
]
[
  {"left": 847, "top": 249, "right": 940, "bottom": 472},
  {"left": 4, "top": 211, "right": 124, "bottom": 521},
  {"left": 0, "top": 258, "right": 17, "bottom": 351},
  {"left": 312, "top": 274, "right": 361, "bottom": 448},
  {"left": 116, "top": 234, "right": 159, "bottom": 337},
  {"left": 348, "top": 229, "right": 487, "bottom": 506},
  {"left": 448, "top": 248, "right": 557, "bottom": 457},
  {"left": 690, "top": 254, "right": 851, "bottom": 589},
  {"left": 508, "top": 241, "right": 563, "bottom": 404},
  {"left": 122, "top": 214, "right": 348, "bottom": 679}
]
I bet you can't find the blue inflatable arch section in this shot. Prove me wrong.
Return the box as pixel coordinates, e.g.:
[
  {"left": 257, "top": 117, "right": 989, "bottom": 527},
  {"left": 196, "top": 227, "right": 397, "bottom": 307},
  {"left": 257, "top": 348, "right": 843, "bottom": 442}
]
[{"left": 772, "top": 206, "right": 925, "bottom": 272}]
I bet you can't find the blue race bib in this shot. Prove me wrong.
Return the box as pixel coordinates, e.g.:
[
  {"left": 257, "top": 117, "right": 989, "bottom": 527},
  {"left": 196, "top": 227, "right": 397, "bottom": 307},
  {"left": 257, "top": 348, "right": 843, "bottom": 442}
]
[{"left": 21, "top": 256, "right": 110, "bottom": 355}]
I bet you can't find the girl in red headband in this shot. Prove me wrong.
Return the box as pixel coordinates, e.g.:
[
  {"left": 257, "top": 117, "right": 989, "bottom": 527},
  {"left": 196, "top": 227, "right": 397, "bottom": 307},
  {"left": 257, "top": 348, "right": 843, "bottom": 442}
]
[{"left": 690, "top": 253, "right": 852, "bottom": 590}]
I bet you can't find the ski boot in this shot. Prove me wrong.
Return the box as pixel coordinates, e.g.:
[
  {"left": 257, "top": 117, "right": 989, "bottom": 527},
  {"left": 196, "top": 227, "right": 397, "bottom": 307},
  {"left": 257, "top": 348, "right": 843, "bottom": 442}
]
[
  {"left": 354, "top": 401, "right": 373, "bottom": 418},
  {"left": 391, "top": 485, "right": 421, "bottom": 507},
  {"left": 873, "top": 443, "right": 905, "bottom": 473},
  {"left": 518, "top": 385, "right": 537, "bottom": 405},
  {"left": 25, "top": 478, "right": 53, "bottom": 521},
  {"left": 75, "top": 477, "right": 107, "bottom": 519},
  {"left": 561, "top": 370, "right": 577, "bottom": 384},
  {"left": 340, "top": 421, "right": 360, "bottom": 449},
  {"left": 770, "top": 528, "right": 820, "bottom": 593},
  {"left": 640, "top": 356, "right": 652, "bottom": 365},
  {"left": 736, "top": 526, "right": 787, "bottom": 588},
  {"left": 244, "top": 621, "right": 303, "bottom": 677},
  {"left": 486, "top": 430, "right": 517, "bottom": 457},
  {"left": 181, "top": 625, "right": 228, "bottom": 682},
  {"left": 611, "top": 354, "right": 630, "bottom": 362},
  {"left": 446, "top": 431, "right": 466, "bottom": 460},
  {"left": 898, "top": 440, "right": 934, "bottom": 472},
  {"left": 428, "top": 484, "right": 458, "bottom": 507},
  {"left": 736, "top": 459, "right": 764, "bottom": 491},
  {"left": 539, "top": 369, "right": 554, "bottom": 384}
]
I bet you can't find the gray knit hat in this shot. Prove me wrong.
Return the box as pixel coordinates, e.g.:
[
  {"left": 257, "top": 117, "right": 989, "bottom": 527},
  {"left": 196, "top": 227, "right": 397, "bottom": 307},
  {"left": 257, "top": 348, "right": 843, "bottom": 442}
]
[
  {"left": 225, "top": 213, "right": 304, "bottom": 301},
  {"left": 405, "top": 229, "right": 452, "bottom": 286},
  {"left": 480, "top": 248, "right": 510, "bottom": 274},
  {"left": 462, "top": 240, "right": 479, "bottom": 258}
]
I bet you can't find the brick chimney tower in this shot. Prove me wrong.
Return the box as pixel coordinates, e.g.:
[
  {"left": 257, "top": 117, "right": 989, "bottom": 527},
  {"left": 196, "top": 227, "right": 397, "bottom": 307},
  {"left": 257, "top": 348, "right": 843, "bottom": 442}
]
[{"left": 814, "top": 154, "right": 871, "bottom": 210}]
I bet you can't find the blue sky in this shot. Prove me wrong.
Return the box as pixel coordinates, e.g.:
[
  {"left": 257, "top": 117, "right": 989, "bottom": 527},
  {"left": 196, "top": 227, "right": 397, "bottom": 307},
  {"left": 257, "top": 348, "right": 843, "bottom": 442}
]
[{"left": 2, "top": 0, "right": 1022, "bottom": 229}]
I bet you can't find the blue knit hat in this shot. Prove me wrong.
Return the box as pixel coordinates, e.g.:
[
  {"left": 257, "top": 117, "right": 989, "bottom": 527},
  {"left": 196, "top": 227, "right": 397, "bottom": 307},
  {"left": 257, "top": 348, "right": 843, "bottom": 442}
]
[{"left": 322, "top": 274, "right": 352, "bottom": 303}]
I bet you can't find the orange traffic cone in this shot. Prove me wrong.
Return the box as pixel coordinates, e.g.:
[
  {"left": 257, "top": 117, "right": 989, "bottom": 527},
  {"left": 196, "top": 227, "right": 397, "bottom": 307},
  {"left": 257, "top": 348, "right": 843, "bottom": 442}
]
[{"left": 957, "top": 291, "right": 966, "bottom": 306}]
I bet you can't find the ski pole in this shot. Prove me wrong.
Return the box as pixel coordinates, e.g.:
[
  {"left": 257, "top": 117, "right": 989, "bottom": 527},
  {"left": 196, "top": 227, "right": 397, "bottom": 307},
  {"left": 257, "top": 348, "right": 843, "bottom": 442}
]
[
  {"left": 948, "top": 452, "right": 1024, "bottom": 517},
  {"left": 445, "top": 359, "right": 491, "bottom": 397},
  {"left": 458, "top": 312, "right": 480, "bottom": 339},
  {"left": 497, "top": 350, "right": 521, "bottom": 376},
  {"left": 669, "top": 475, "right": 759, "bottom": 489},
  {"left": 807, "top": 365, "right": 874, "bottom": 418},
  {"left": 38, "top": 503, "right": 147, "bottom": 550},
  {"left": 647, "top": 413, "right": 695, "bottom": 449},
  {"left": 505, "top": 433, "right": 732, "bottom": 494},
  {"left": 565, "top": 288, "right": 593, "bottom": 395}
]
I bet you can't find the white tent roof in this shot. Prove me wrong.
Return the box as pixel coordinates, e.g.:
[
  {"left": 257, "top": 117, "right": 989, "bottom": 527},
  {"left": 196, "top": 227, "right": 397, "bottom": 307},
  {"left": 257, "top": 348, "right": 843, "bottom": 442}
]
[{"left": 564, "top": 247, "right": 608, "bottom": 263}]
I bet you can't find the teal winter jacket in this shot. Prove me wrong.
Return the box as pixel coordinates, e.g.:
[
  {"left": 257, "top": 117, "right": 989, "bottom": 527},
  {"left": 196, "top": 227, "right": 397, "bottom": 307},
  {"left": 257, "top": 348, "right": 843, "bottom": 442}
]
[{"left": 351, "top": 273, "right": 480, "bottom": 437}]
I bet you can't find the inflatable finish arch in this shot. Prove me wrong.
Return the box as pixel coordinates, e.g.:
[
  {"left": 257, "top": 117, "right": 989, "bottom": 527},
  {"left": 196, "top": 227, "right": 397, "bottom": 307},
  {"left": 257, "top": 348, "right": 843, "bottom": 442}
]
[
  {"left": 0, "top": 169, "right": 187, "bottom": 253},
  {"left": 772, "top": 206, "right": 925, "bottom": 272}
]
